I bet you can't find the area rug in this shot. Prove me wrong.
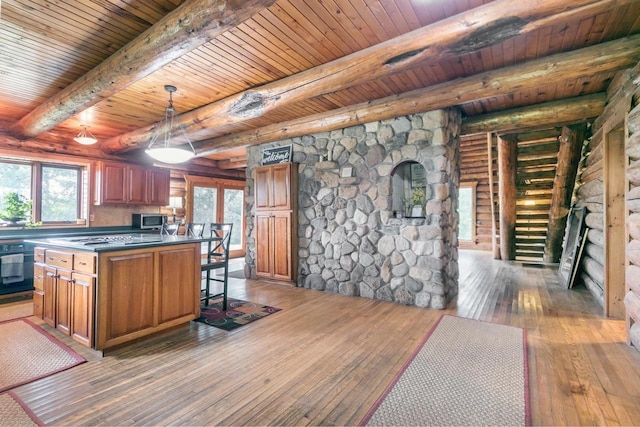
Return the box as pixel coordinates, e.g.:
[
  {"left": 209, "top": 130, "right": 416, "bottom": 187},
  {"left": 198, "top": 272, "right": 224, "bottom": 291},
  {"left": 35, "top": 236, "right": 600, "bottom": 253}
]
[
  {"left": 360, "top": 315, "right": 530, "bottom": 426},
  {"left": 0, "top": 318, "right": 86, "bottom": 393},
  {"left": 0, "top": 391, "right": 43, "bottom": 426},
  {"left": 195, "top": 298, "right": 281, "bottom": 331},
  {"left": 0, "top": 301, "right": 33, "bottom": 322}
]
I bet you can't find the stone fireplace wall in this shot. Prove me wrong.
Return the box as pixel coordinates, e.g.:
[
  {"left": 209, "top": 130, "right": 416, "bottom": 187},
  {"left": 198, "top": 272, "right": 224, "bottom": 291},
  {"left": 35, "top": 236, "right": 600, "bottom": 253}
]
[{"left": 245, "top": 109, "right": 461, "bottom": 309}]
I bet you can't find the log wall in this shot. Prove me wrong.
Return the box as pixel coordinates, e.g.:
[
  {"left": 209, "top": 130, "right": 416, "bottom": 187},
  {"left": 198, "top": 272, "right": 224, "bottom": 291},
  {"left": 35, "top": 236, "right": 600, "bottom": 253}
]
[
  {"left": 624, "top": 65, "right": 640, "bottom": 350},
  {"left": 574, "top": 62, "right": 640, "bottom": 351},
  {"left": 459, "top": 133, "right": 496, "bottom": 251}
]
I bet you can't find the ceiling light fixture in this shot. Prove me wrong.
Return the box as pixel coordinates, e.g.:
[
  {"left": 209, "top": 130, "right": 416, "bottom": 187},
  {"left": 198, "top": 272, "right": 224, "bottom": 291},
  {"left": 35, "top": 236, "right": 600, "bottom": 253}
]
[
  {"left": 73, "top": 125, "right": 98, "bottom": 145},
  {"left": 145, "top": 85, "right": 196, "bottom": 164}
]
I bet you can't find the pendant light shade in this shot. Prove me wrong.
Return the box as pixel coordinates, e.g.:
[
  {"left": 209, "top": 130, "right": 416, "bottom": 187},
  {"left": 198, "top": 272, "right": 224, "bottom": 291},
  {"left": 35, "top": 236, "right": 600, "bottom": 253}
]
[
  {"left": 145, "top": 85, "right": 196, "bottom": 164},
  {"left": 74, "top": 125, "right": 98, "bottom": 145}
]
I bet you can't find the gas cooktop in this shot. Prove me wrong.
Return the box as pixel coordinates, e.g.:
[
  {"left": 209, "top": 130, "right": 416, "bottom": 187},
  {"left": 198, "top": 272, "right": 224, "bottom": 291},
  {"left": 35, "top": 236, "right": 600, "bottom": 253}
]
[{"left": 47, "top": 234, "right": 163, "bottom": 246}]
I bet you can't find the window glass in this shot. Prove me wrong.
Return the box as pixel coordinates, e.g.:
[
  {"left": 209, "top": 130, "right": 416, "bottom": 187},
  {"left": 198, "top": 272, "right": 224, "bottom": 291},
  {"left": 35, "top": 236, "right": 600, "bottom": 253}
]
[
  {"left": 0, "top": 162, "right": 32, "bottom": 215},
  {"left": 223, "top": 188, "right": 244, "bottom": 250},
  {"left": 41, "top": 166, "right": 79, "bottom": 222},
  {"left": 458, "top": 186, "right": 473, "bottom": 241},
  {"left": 193, "top": 186, "right": 217, "bottom": 224}
]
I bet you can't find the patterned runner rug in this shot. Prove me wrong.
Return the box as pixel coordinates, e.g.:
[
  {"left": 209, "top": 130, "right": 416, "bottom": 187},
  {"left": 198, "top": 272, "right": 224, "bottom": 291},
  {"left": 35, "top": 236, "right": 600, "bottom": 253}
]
[
  {"left": 194, "top": 298, "right": 281, "bottom": 331},
  {"left": 360, "top": 315, "right": 530, "bottom": 426},
  {"left": 0, "top": 391, "right": 43, "bottom": 426},
  {"left": 0, "top": 318, "right": 85, "bottom": 393}
]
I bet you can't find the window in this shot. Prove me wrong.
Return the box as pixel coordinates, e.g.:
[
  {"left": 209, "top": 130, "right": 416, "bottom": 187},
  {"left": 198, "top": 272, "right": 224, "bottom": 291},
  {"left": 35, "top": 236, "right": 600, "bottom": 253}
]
[
  {"left": 458, "top": 182, "right": 477, "bottom": 242},
  {"left": 0, "top": 159, "right": 86, "bottom": 225}
]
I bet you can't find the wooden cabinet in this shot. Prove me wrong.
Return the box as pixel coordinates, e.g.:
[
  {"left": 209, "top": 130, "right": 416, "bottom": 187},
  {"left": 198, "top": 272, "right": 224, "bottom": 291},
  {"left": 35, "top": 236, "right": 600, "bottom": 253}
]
[
  {"left": 254, "top": 163, "right": 297, "bottom": 282},
  {"left": 94, "top": 161, "right": 169, "bottom": 206},
  {"left": 97, "top": 243, "right": 200, "bottom": 350},
  {"left": 34, "top": 248, "right": 97, "bottom": 347},
  {"left": 255, "top": 163, "right": 294, "bottom": 210}
]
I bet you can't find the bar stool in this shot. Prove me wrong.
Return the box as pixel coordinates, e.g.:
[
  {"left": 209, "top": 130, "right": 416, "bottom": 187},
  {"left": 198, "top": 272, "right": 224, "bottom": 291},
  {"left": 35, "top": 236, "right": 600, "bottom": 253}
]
[
  {"left": 201, "top": 223, "right": 233, "bottom": 310},
  {"left": 161, "top": 222, "right": 180, "bottom": 236},
  {"left": 186, "top": 222, "right": 205, "bottom": 238}
]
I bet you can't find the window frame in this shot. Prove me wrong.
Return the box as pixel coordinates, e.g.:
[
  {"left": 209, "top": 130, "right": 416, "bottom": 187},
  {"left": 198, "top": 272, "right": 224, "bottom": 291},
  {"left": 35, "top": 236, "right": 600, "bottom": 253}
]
[
  {"left": 0, "top": 154, "right": 88, "bottom": 227},
  {"left": 458, "top": 181, "right": 478, "bottom": 244}
]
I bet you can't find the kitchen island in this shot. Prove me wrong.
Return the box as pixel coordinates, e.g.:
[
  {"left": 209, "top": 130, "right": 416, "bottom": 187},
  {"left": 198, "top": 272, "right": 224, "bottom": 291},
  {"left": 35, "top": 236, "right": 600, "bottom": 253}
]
[{"left": 26, "top": 234, "right": 213, "bottom": 351}]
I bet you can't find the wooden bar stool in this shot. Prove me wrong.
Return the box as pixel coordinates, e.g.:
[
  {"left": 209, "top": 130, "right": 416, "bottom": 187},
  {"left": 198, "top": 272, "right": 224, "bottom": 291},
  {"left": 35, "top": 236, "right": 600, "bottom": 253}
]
[{"left": 201, "top": 223, "right": 233, "bottom": 310}]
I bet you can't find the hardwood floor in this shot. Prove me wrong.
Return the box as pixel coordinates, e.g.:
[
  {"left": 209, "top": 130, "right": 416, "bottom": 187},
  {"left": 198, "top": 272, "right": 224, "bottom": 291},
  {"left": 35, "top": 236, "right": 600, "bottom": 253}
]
[{"left": 3, "top": 250, "right": 640, "bottom": 425}]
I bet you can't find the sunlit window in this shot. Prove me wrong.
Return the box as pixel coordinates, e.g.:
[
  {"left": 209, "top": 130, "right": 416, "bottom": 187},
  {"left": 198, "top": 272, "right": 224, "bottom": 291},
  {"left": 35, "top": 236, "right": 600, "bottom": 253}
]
[{"left": 458, "top": 183, "right": 477, "bottom": 242}]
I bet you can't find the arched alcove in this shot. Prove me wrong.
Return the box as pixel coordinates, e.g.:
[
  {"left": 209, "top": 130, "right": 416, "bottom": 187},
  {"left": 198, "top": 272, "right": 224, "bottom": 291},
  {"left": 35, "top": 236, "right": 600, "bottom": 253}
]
[{"left": 391, "top": 161, "right": 427, "bottom": 218}]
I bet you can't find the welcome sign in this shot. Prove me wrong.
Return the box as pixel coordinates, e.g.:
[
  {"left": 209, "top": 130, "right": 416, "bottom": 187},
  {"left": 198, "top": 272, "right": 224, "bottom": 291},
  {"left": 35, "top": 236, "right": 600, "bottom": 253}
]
[{"left": 262, "top": 145, "right": 292, "bottom": 165}]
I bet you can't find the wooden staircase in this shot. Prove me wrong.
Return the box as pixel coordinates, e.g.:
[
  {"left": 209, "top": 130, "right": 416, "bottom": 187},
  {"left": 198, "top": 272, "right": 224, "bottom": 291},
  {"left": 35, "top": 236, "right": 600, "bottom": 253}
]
[{"left": 515, "top": 135, "right": 561, "bottom": 262}]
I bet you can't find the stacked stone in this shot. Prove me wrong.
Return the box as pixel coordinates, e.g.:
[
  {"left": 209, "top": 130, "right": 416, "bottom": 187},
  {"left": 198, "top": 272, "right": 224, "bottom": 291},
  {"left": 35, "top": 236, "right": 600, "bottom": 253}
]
[{"left": 246, "top": 108, "right": 461, "bottom": 309}]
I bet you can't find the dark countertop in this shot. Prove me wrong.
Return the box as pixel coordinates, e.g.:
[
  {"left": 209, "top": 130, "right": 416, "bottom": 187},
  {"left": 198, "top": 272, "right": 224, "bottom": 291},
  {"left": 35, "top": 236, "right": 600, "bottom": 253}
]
[
  {"left": 0, "top": 226, "right": 151, "bottom": 242},
  {"left": 25, "top": 234, "right": 218, "bottom": 252}
]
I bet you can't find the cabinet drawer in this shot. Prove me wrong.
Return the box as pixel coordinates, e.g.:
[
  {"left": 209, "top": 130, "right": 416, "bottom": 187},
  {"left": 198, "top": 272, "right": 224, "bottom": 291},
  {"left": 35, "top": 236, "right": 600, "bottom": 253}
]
[
  {"left": 34, "top": 247, "right": 46, "bottom": 263},
  {"left": 74, "top": 253, "right": 96, "bottom": 274},
  {"left": 45, "top": 250, "right": 73, "bottom": 269},
  {"left": 33, "top": 263, "right": 45, "bottom": 290}
]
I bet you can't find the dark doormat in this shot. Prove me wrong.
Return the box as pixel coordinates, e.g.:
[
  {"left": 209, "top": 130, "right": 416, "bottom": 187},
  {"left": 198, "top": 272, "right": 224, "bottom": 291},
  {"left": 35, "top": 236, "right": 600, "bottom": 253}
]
[{"left": 194, "top": 298, "right": 281, "bottom": 331}]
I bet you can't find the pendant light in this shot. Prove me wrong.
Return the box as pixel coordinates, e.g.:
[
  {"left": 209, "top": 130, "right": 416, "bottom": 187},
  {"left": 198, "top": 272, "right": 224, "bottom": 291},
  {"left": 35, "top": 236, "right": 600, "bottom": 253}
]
[
  {"left": 145, "top": 85, "right": 196, "bottom": 164},
  {"left": 74, "top": 125, "right": 98, "bottom": 145}
]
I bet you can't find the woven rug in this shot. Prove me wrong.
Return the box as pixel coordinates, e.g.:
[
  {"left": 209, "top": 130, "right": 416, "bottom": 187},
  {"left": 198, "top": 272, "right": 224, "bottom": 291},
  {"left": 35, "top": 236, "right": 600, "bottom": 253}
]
[
  {"left": 0, "top": 391, "right": 43, "bottom": 426},
  {"left": 0, "top": 301, "right": 33, "bottom": 323},
  {"left": 194, "top": 298, "right": 281, "bottom": 331},
  {"left": 0, "top": 318, "right": 85, "bottom": 393},
  {"left": 360, "top": 315, "right": 530, "bottom": 426}
]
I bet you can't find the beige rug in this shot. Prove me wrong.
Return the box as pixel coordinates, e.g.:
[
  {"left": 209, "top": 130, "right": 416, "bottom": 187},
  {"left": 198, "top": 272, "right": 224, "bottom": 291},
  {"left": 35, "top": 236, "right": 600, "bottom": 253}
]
[
  {"left": 0, "top": 301, "right": 33, "bottom": 322},
  {"left": 0, "top": 392, "right": 43, "bottom": 426},
  {"left": 0, "top": 318, "right": 85, "bottom": 393},
  {"left": 361, "top": 315, "right": 530, "bottom": 426}
]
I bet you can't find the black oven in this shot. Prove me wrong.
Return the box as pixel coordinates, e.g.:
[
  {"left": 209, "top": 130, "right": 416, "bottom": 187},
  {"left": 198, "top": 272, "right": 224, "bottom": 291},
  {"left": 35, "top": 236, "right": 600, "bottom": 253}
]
[{"left": 0, "top": 243, "right": 34, "bottom": 295}]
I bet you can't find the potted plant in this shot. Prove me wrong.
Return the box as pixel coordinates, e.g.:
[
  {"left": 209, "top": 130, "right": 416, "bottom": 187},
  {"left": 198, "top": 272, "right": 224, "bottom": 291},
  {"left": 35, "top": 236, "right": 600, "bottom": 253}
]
[
  {"left": 0, "top": 192, "right": 32, "bottom": 225},
  {"left": 411, "top": 187, "right": 426, "bottom": 217}
]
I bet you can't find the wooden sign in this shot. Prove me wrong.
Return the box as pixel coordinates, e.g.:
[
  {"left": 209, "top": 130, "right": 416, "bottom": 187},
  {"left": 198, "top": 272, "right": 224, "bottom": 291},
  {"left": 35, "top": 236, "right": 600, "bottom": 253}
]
[{"left": 262, "top": 145, "right": 292, "bottom": 165}]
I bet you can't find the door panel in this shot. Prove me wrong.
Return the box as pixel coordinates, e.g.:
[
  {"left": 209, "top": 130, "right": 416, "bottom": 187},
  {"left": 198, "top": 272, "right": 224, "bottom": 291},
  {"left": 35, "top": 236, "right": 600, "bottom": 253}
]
[{"left": 255, "top": 213, "right": 272, "bottom": 277}]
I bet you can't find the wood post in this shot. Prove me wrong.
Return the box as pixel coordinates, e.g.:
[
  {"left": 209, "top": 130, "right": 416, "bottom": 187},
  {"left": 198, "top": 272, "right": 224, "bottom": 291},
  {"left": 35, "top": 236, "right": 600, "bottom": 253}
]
[
  {"left": 487, "top": 133, "right": 501, "bottom": 259},
  {"left": 543, "top": 124, "right": 586, "bottom": 263},
  {"left": 498, "top": 135, "right": 517, "bottom": 260}
]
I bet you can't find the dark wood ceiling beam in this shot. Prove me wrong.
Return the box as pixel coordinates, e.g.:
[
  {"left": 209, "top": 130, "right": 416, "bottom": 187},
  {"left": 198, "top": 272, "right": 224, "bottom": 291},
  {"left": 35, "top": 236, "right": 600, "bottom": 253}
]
[
  {"left": 461, "top": 93, "right": 606, "bottom": 135},
  {"left": 216, "top": 159, "right": 247, "bottom": 169},
  {"left": 195, "top": 35, "right": 640, "bottom": 156},
  {"left": 102, "top": 0, "right": 624, "bottom": 153},
  {"left": 9, "top": 0, "right": 276, "bottom": 139}
]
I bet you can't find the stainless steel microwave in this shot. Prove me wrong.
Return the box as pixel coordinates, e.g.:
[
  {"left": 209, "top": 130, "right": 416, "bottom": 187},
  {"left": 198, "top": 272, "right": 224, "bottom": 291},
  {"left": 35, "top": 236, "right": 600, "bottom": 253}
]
[{"left": 132, "top": 214, "right": 167, "bottom": 230}]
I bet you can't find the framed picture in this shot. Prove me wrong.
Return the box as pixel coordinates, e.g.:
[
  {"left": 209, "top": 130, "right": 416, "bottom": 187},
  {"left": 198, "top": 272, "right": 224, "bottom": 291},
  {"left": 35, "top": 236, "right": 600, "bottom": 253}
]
[
  {"left": 411, "top": 205, "right": 424, "bottom": 218},
  {"left": 558, "top": 207, "right": 588, "bottom": 289},
  {"left": 410, "top": 163, "right": 426, "bottom": 188}
]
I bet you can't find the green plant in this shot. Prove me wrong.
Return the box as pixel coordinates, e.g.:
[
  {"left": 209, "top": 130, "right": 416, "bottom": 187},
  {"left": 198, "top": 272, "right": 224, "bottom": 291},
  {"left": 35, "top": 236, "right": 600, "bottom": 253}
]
[
  {"left": 411, "top": 187, "right": 425, "bottom": 206},
  {"left": 0, "top": 192, "right": 32, "bottom": 222}
]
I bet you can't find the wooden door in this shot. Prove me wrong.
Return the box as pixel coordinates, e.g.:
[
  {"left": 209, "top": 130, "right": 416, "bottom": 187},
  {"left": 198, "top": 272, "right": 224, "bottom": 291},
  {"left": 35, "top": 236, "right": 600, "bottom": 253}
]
[
  {"left": 71, "top": 272, "right": 95, "bottom": 347},
  {"left": 255, "top": 166, "right": 273, "bottom": 210},
  {"left": 157, "top": 246, "right": 199, "bottom": 323},
  {"left": 128, "top": 165, "right": 149, "bottom": 205},
  {"left": 255, "top": 213, "right": 273, "bottom": 277},
  {"left": 272, "top": 211, "right": 292, "bottom": 280},
  {"left": 43, "top": 266, "right": 57, "bottom": 327},
  {"left": 100, "top": 162, "right": 127, "bottom": 204},
  {"left": 271, "top": 163, "right": 291, "bottom": 210},
  {"left": 56, "top": 269, "right": 73, "bottom": 335}
]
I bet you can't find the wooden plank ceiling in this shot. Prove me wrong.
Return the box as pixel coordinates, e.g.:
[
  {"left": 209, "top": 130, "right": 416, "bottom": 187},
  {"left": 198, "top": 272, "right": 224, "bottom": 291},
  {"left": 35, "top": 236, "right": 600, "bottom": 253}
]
[{"left": 1, "top": 0, "right": 640, "bottom": 168}]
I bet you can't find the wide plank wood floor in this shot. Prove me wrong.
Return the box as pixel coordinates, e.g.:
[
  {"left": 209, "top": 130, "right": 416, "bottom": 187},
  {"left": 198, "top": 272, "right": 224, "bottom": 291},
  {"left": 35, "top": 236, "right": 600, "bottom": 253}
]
[{"left": 3, "top": 250, "right": 640, "bottom": 425}]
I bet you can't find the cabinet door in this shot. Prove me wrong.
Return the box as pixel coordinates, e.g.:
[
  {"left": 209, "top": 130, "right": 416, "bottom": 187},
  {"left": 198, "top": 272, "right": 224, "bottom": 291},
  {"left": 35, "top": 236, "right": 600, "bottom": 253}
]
[
  {"left": 71, "top": 273, "right": 95, "bottom": 347},
  {"left": 255, "top": 213, "right": 273, "bottom": 277},
  {"left": 157, "top": 246, "right": 198, "bottom": 323},
  {"left": 43, "top": 266, "right": 57, "bottom": 327},
  {"left": 271, "top": 163, "right": 291, "bottom": 210},
  {"left": 148, "top": 168, "right": 170, "bottom": 206},
  {"left": 255, "top": 166, "right": 273, "bottom": 210},
  {"left": 33, "top": 263, "right": 44, "bottom": 291},
  {"left": 272, "top": 212, "right": 293, "bottom": 280},
  {"left": 98, "top": 251, "right": 155, "bottom": 347},
  {"left": 100, "top": 162, "right": 128, "bottom": 204},
  {"left": 127, "top": 165, "right": 149, "bottom": 205},
  {"left": 33, "top": 290, "right": 44, "bottom": 318},
  {"left": 56, "top": 269, "right": 73, "bottom": 335}
]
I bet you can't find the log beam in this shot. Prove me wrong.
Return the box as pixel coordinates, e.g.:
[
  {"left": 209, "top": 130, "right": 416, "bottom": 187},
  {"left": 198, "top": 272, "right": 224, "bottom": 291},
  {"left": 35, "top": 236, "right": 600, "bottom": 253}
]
[
  {"left": 461, "top": 94, "right": 605, "bottom": 135},
  {"left": 498, "top": 135, "right": 517, "bottom": 260},
  {"left": 544, "top": 124, "right": 586, "bottom": 263},
  {"left": 487, "top": 133, "right": 500, "bottom": 259},
  {"left": 195, "top": 35, "right": 640, "bottom": 157},
  {"left": 10, "top": 0, "right": 276, "bottom": 138},
  {"left": 101, "top": 0, "right": 631, "bottom": 154}
]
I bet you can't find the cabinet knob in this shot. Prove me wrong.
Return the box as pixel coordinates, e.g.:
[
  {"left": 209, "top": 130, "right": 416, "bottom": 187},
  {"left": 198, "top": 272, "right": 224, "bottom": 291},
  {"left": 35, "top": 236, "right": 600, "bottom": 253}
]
[{"left": 78, "top": 261, "right": 86, "bottom": 266}]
